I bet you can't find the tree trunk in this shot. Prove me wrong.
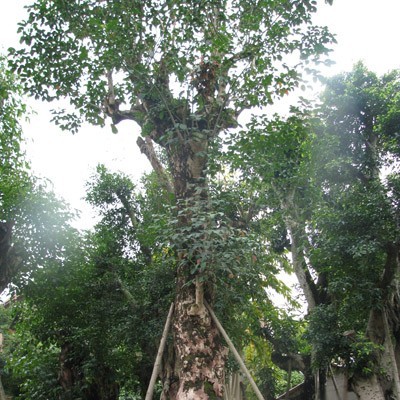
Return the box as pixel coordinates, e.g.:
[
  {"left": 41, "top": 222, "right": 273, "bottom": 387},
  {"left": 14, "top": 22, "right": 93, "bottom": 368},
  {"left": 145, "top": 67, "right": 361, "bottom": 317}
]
[
  {"left": 286, "top": 219, "right": 317, "bottom": 311},
  {"left": 278, "top": 191, "right": 318, "bottom": 312},
  {"left": 165, "top": 136, "right": 228, "bottom": 399},
  {"left": 58, "top": 342, "right": 76, "bottom": 400},
  {"left": 352, "top": 375, "right": 385, "bottom": 400},
  {"left": 173, "top": 286, "right": 227, "bottom": 399},
  {"left": 351, "top": 307, "right": 400, "bottom": 399},
  {"left": 383, "top": 309, "right": 400, "bottom": 398},
  {"left": 0, "top": 221, "right": 21, "bottom": 294}
]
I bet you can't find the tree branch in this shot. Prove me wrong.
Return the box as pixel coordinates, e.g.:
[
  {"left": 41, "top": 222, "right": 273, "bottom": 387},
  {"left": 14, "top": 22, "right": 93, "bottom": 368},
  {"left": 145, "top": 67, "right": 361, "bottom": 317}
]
[
  {"left": 103, "top": 70, "right": 146, "bottom": 126},
  {"left": 136, "top": 136, "right": 174, "bottom": 194}
]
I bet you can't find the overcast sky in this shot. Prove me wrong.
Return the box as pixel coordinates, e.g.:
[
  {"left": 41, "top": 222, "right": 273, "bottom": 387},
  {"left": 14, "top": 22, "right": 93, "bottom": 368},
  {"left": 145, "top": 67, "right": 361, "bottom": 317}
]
[{"left": 1, "top": 0, "right": 400, "bottom": 229}]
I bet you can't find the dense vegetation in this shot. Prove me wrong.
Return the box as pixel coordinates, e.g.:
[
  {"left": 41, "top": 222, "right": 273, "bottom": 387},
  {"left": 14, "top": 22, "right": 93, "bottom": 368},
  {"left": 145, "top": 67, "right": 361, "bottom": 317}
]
[{"left": 0, "top": 1, "right": 400, "bottom": 399}]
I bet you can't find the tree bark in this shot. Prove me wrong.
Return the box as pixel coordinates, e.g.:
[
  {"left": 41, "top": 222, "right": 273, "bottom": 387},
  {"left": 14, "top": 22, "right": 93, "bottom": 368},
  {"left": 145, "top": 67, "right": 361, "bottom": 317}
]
[
  {"left": 278, "top": 190, "right": 319, "bottom": 312},
  {"left": 383, "top": 309, "right": 400, "bottom": 398},
  {"left": 277, "top": 191, "right": 321, "bottom": 400},
  {"left": 350, "top": 242, "right": 400, "bottom": 399},
  {"left": 286, "top": 218, "right": 318, "bottom": 311},
  {"left": 58, "top": 342, "right": 76, "bottom": 400},
  {"left": 352, "top": 375, "right": 385, "bottom": 400},
  {"left": 165, "top": 135, "right": 228, "bottom": 399},
  {"left": 205, "top": 301, "right": 265, "bottom": 400},
  {"left": 350, "top": 307, "right": 400, "bottom": 399}
]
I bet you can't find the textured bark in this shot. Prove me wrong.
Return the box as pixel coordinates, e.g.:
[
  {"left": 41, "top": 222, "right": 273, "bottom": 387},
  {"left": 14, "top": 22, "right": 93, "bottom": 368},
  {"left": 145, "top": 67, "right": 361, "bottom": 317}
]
[
  {"left": 173, "top": 287, "right": 227, "bottom": 399},
  {"left": 349, "top": 243, "right": 400, "bottom": 399},
  {"left": 164, "top": 135, "right": 227, "bottom": 399},
  {"left": 383, "top": 309, "right": 400, "bottom": 398},
  {"left": 160, "top": 344, "right": 179, "bottom": 400},
  {"left": 350, "top": 308, "right": 400, "bottom": 399},
  {"left": 352, "top": 375, "right": 385, "bottom": 400}
]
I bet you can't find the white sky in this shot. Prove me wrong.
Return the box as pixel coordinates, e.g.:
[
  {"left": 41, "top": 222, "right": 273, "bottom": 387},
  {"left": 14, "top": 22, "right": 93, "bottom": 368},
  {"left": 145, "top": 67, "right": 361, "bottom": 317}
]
[{"left": 1, "top": 0, "right": 400, "bottom": 229}]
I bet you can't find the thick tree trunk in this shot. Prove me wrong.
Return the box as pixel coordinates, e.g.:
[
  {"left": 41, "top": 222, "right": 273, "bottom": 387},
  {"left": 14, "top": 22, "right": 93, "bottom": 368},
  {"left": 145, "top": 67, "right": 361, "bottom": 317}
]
[
  {"left": 383, "top": 309, "right": 400, "bottom": 398},
  {"left": 278, "top": 191, "right": 318, "bottom": 312},
  {"left": 0, "top": 375, "right": 7, "bottom": 400},
  {"left": 0, "top": 221, "right": 21, "bottom": 293},
  {"left": 59, "top": 342, "right": 119, "bottom": 400},
  {"left": 164, "top": 136, "right": 228, "bottom": 399},
  {"left": 173, "top": 285, "right": 227, "bottom": 399},
  {"left": 85, "top": 374, "right": 119, "bottom": 400},
  {"left": 351, "top": 308, "right": 400, "bottom": 399},
  {"left": 352, "top": 375, "right": 385, "bottom": 400},
  {"left": 286, "top": 219, "right": 317, "bottom": 311}
]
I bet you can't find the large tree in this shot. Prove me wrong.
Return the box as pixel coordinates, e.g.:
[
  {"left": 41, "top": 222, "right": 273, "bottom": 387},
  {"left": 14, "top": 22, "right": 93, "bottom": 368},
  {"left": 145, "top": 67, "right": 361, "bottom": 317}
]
[
  {"left": 309, "top": 63, "right": 400, "bottom": 399},
  {"left": 228, "top": 63, "right": 400, "bottom": 399},
  {"left": 10, "top": 1, "right": 334, "bottom": 397}
]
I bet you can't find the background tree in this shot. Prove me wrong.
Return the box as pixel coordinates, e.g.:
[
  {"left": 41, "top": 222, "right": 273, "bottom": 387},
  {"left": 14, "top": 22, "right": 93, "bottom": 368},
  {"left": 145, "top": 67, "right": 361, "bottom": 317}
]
[
  {"left": 7, "top": 168, "right": 175, "bottom": 400},
  {"left": 226, "top": 105, "right": 322, "bottom": 397},
  {"left": 227, "top": 63, "right": 400, "bottom": 399},
  {"left": 0, "top": 54, "right": 31, "bottom": 292},
  {"left": 9, "top": 1, "right": 335, "bottom": 397},
  {"left": 0, "top": 55, "right": 79, "bottom": 400},
  {"left": 308, "top": 63, "right": 400, "bottom": 399},
  {"left": 0, "top": 55, "right": 76, "bottom": 293}
]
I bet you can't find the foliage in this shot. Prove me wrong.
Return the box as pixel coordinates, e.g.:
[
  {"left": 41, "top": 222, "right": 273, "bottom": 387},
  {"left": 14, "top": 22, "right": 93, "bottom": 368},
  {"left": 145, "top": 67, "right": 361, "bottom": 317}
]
[
  {"left": 6, "top": 0, "right": 340, "bottom": 396},
  {"left": 0, "top": 55, "right": 77, "bottom": 294},
  {"left": 222, "top": 62, "right": 400, "bottom": 395},
  {"left": 9, "top": 332, "right": 62, "bottom": 400},
  {"left": 305, "top": 64, "right": 400, "bottom": 378},
  {"left": 0, "top": 55, "right": 27, "bottom": 174},
  {"left": 10, "top": 0, "right": 335, "bottom": 133},
  {"left": 4, "top": 168, "right": 179, "bottom": 399}
]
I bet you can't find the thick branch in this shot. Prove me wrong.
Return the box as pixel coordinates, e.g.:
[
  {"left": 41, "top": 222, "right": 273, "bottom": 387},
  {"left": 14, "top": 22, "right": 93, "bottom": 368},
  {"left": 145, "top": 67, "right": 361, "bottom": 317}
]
[
  {"left": 103, "top": 70, "right": 146, "bottom": 125},
  {"left": 271, "top": 352, "right": 306, "bottom": 373},
  {"left": 288, "top": 220, "right": 319, "bottom": 311},
  {"left": 278, "top": 188, "right": 319, "bottom": 310},
  {"left": 136, "top": 136, "right": 174, "bottom": 194},
  {"left": 113, "top": 273, "right": 137, "bottom": 311}
]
